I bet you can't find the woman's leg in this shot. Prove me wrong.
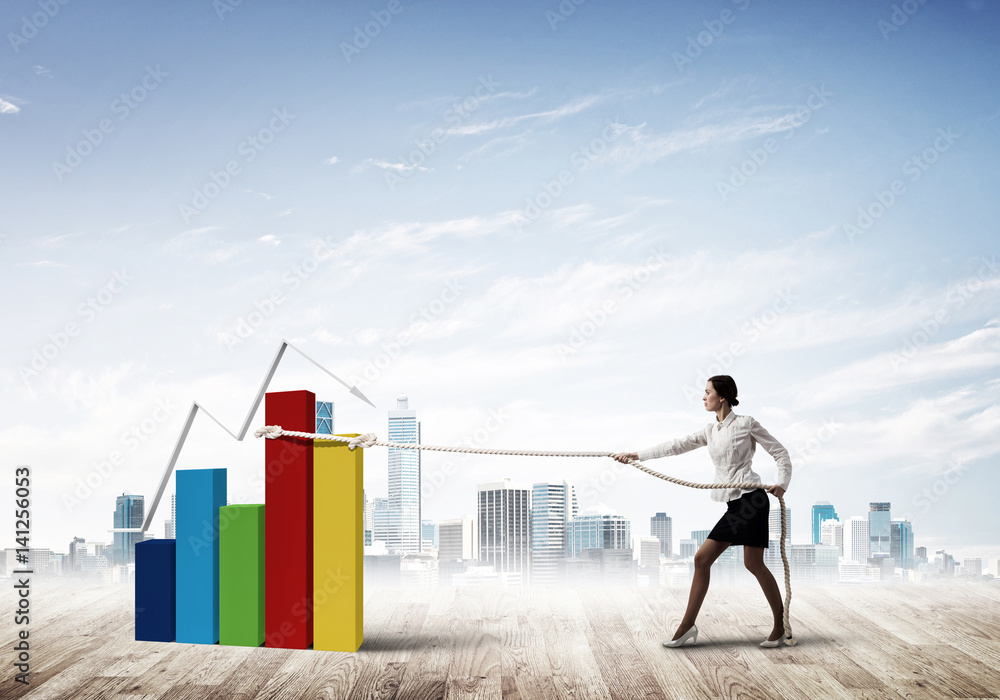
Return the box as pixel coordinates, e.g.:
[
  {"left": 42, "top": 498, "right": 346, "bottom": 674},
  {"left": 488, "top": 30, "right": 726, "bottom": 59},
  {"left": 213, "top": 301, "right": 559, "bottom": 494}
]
[
  {"left": 672, "top": 538, "right": 730, "bottom": 640},
  {"left": 744, "top": 546, "right": 784, "bottom": 640}
]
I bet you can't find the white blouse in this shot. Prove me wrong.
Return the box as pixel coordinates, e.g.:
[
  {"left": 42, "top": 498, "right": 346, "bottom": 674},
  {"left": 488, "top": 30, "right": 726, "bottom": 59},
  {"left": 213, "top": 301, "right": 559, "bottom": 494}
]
[{"left": 637, "top": 411, "right": 792, "bottom": 503}]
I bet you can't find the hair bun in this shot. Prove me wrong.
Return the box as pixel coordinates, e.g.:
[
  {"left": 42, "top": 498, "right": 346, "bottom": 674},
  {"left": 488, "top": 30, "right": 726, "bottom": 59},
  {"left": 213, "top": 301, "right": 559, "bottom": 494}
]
[{"left": 731, "top": 398, "right": 740, "bottom": 407}]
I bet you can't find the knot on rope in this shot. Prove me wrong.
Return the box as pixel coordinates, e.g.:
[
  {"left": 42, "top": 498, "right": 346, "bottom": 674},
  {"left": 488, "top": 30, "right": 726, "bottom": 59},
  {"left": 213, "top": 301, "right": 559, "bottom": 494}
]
[
  {"left": 253, "top": 425, "right": 285, "bottom": 439},
  {"left": 348, "top": 433, "right": 378, "bottom": 450}
]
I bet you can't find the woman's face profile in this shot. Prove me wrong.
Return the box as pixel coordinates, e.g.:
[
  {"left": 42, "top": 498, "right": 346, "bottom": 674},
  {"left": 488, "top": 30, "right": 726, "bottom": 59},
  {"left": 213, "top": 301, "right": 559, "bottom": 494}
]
[{"left": 704, "top": 381, "right": 724, "bottom": 412}]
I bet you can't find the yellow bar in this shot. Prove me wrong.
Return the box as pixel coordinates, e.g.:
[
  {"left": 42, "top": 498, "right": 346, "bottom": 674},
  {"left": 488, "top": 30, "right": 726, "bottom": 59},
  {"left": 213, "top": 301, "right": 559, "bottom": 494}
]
[{"left": 313, "top": 434, "right": 364, "bottom": 652}]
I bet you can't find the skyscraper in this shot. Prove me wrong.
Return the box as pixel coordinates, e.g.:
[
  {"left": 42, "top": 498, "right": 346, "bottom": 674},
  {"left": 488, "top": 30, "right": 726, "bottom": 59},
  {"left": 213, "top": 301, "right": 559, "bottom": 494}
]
[
  {"left": 439, "top": 517, "right": 479, "bottom": 561},
  {"left": 650, "top": 512, "right": 672, "bottom": 558},
  {"left": 530, "top": 481, "right": 578, "bottom": 585},
  {"left": 387, "top": 394, "right": 421, "bottom": 554},
  {"left": 890, "top": 519, "right": 914, "bottom": 569},
  {"left": 315, "top": 400, "right": 334, "bottom": 434},
  {"left": 478, "top": 478, "right": 530, "bottom": 581},
  {"left": 113, "top": 493, "right": 144, "bottom": 566},
  {"left": 811, "top": 501, "right": 838, "bottom": 544},
  {"left": 371, "top": 497, "right": 389, "bottom": 545},
  {"left": 421, "top": 519, "right": 439, "bottom": 548},
  {"left": 164, "top": 493, "right": 176, "bottom": 540},
  {"left": 845, "top": 516, "right": 869, "bottom": 565},
  {"left": 566, "top": 514, "right": 630, "bottom": 559},
  {"left": 869, "top": 502, "right": 891, "bottom": 560},
  {"left": 68, "top": 537, "right": 86, "bottom": 573},
  {"left": 821, "top": 519, "right": 843, "bottom": 558},
  {"left": 769, "top": 507, "right": 792, "bottom": 543}
]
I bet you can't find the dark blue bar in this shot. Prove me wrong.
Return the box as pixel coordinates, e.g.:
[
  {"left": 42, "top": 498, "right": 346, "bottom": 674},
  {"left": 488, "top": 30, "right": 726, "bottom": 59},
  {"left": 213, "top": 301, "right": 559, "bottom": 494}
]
[
  {"left": 176, "top": 468, "right": 227, "bottom": 644},
  {"left": 135, "top": 539, "right": 176, "bottom": 642}
]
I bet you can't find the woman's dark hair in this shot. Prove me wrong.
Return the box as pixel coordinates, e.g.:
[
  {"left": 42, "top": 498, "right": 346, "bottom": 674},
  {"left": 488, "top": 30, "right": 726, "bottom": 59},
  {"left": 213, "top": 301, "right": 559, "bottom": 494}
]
[{"left": 708, "top": 375, "right": 739, "bottom": 407}]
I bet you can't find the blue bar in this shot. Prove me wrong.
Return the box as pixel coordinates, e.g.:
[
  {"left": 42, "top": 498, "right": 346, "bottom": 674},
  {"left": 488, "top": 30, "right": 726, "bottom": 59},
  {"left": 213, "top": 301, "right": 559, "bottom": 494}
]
[
  {"left": 176, "top": 468, "right": 227, "bottom": 644},
  {"left": 135, "top": 539, "right": 176, "bottom": 642}
]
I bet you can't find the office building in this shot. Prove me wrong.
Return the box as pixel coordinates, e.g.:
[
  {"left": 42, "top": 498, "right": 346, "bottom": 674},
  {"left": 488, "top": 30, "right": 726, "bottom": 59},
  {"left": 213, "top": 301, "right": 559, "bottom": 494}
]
[
  {"left": 769, "top": 507, "right": 792, "bottom": 543},
  {"left": 679, "top": 539, "right": 697, "bottom": 559},
  {"left": 113, "top": 493, "right": 144, "bottom": 567},
  {"left": 845, "top": 516, "right": 869, "bottom": 565},
  {"left": 650, "top": 512, "right": 672, "bottom": 558},
  {"left": 869, "top": 502, "right": 891, "bottom": 560},
  {"left": 421, "top": 519, "right": 439, "bottom": 549},
  {"left": 388, "top": 394, "right": 421, "bottom": 553},
  {"left": 530, "top": 481, "right": 578, "bottom": 585},
  {"left": 821, "top": 519, "right": 843, "bottom": 558},
  {"left": 811, "top": 502, "right": 839, "bottom": 544},
  {"left": 478, "top": 478, "right": 531, "bottom": 582},
  {"left": 439, "top": 517, "right": 479, "bottom": 561},
  {"left": 566, "top": 514, "right": 630, "bottom": 559},
  {"left": 316, "top": 400, "right": 334, "bottom": 434},
  {"left": 372, "top": 497, "right": 390, "bottom": 544},
  {"left": 890, "top": 519, "right": 914, "bottom": 569}
]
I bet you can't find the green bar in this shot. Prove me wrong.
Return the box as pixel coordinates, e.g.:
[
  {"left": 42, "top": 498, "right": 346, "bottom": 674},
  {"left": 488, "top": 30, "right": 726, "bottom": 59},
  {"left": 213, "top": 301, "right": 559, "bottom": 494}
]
[{"left": 219, "top": 504, "right": 265, "bottom": 647}]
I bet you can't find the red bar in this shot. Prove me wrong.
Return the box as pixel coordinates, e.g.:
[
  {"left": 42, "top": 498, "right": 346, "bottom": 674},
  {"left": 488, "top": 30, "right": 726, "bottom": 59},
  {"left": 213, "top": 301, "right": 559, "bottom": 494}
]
[{"left": 264, "top": 390, "right": 314, "bottom": 649}]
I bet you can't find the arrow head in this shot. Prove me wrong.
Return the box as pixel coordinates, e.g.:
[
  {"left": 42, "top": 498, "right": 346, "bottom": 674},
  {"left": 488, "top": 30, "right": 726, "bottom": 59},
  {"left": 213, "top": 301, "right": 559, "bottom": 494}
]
[{"left": 350, "top": 385, "right": 376, "bottom": 408}]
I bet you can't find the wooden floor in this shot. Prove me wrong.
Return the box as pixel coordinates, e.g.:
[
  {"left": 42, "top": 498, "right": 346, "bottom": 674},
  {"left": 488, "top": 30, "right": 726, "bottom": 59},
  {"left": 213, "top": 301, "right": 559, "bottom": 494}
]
[{"left": 1, "top": 578, "right": 999, "bottom": 700}]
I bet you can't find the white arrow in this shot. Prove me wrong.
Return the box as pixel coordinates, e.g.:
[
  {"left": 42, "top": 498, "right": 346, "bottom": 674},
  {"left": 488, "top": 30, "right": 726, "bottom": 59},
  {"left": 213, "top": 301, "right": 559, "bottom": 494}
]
[{"left": 127, "top": 340, "right": 374, "bottom": 533}]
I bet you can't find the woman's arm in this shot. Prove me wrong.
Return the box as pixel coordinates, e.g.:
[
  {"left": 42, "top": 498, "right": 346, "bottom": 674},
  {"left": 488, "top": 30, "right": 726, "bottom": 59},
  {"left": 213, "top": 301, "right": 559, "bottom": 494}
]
[
  {"left": 634, "top": 428, "right": 708, "bottom": 462},
  {"left": 750, "top": 418, "right": 792, "bottom": 492}
]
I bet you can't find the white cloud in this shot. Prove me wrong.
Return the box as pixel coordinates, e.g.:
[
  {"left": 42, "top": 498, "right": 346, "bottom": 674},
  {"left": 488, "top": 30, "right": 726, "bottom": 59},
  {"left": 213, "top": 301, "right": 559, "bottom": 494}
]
[
  {"left": 258, "top": 234, "right": 281, "bottom": 246},
  {"left": 0, "top": 98, "right": 21, "bottom": 115},
  {"left": 323, "top": 156, "right": 340, "bottom": 165}
]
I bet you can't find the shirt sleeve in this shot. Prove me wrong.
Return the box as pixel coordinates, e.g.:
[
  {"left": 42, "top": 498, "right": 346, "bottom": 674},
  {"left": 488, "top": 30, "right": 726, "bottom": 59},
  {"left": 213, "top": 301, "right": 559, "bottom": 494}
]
[
  {"left": 750, "top": 418, "right": 792, "bottom": 491},
  {"left": 636, "top": 428, "right": 708, "bottom": 462}
]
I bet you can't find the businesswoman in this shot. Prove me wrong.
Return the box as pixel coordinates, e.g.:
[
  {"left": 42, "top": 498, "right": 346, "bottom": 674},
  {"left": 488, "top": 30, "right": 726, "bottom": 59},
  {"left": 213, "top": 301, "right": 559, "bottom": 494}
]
[{"left": 613, "top": 375, "right": 792, "bottom": 648}]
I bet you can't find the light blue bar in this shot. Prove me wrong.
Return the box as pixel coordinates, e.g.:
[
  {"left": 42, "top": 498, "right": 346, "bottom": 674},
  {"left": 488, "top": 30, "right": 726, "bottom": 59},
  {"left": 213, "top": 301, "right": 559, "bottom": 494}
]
[{"left": 176, "top": 468, "right": 227, "bottom": 644}]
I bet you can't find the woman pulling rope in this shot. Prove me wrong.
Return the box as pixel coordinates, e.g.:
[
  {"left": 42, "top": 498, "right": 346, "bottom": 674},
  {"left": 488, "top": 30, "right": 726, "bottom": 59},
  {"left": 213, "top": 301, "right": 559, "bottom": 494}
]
[
  {"left": 613, "top": 375, "right": 793, "bottom": 648},
  {"left": 256, "top": 373, "right": 796, "bottom": 648}
]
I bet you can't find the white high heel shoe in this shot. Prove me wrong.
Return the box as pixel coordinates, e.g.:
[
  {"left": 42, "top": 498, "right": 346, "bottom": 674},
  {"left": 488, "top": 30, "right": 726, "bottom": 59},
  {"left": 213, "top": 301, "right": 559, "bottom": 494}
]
[
  {"left": 662, "top": 624, "right": 698, "bottom": 647},
  {"left": 759, "top": 632, "right": 785, "bottom": 648}
]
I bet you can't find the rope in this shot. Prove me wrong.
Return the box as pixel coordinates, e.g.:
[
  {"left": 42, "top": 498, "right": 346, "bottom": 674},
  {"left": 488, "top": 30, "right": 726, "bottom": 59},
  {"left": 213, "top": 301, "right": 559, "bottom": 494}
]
[{"left": 254, "top": 425, "right": 797, "bottom": 646}]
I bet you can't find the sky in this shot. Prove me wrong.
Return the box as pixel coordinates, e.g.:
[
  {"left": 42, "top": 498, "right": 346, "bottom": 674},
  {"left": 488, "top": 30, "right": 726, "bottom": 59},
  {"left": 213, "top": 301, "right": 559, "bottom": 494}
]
[{"left": 1, "top": 0, "right": 998, "bottom": 565}]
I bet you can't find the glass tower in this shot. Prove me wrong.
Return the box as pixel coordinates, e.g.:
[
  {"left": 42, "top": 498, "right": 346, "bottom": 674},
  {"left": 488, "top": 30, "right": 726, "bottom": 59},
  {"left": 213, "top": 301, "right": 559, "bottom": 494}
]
[
  {"left": 387, "top": 394, "right": 421, "bottom": 554},
  {"left": 113, "top": 493, "right": 144, "bottom": 566},
  {"left": 530, "top": 481, "right": 578, "bottom": 585},
  {"left": 890, "top": 519, "right": 914, "bottom": 569},
  {"left": 811, "top": 501, "right": 838, "bottom": 544},
  {"left": 868, "top": 502, "right": 891, "bottom": 560}
]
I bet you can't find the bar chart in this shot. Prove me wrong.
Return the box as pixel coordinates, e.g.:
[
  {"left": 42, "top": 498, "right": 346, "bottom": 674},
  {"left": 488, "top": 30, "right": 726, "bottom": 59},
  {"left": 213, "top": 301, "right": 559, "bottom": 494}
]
[{"left": 135, "top": 389, "right": 364, "bottom": 652}]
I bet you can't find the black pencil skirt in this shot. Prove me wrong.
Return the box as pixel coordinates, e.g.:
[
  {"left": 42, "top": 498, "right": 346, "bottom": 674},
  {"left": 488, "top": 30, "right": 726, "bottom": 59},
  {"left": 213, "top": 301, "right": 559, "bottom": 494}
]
[{"left": 707, "top": 488, "right": 770, "bottom": 548}]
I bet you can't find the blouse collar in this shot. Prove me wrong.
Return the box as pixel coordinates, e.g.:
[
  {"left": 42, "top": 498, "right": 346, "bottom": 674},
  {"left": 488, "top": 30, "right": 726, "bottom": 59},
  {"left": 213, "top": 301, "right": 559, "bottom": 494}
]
[{"left": 715, "top": 410, "right": 738, "bottom": 430}]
